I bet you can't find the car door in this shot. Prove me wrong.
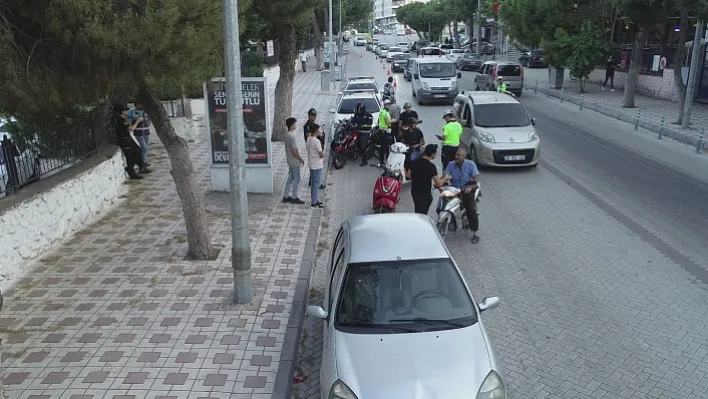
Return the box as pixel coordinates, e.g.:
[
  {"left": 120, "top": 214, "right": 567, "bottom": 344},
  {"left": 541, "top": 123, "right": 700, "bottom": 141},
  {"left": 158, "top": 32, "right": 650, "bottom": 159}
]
[
  {"left": 474, "top": 64, "right": 486, "bottom": 88},
  {"left": 321, "top": 230, "right": 347, "bottom": 394},
  {"left": 460, "top": 102, "right": 476, "bottom": 153}
]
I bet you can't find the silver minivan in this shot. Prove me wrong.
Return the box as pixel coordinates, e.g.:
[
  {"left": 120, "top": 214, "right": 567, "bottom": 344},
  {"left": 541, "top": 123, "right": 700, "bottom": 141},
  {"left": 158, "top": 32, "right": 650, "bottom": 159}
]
[
  {"left": 474, "top": 61, "right": 524, "bottom": 96},
  {"left": 411, "top": 58, "right": 461, "bottom": 105}
]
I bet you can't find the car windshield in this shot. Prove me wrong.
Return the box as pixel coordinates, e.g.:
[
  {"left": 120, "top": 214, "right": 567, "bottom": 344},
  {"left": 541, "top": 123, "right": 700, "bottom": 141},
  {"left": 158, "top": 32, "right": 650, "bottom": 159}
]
[
  {"left": 498, "top": 64, "right": 522, "bottom": 76},
  {"left": 474, "top": 103, "right": 531, "bottom": 128},
  {"left": 334, "top": 258, "right": 477, "bottom": 333},
  {"left": 379, "top": 44, "right": 389, "bottom": 49},
  {"left": 346, "top": 82, "right": 378, "bottom": 92},
  {"left": 393, "top": 54, "right": 410, "bottom": 60},
  {"left": 463, "top": 54, "right": 479, "bottom": 60},
  {"left": 388, "top": 47, "right": 401, "bottom": 52},
  {"left": 421, "top": 48, "right": 442, "bottom": 56},
  {"left": 419, "top": 63, "right": 456, "bottom": 78},
  {"left": 338, "top": 98, "right": 380, "bottom": 114}
]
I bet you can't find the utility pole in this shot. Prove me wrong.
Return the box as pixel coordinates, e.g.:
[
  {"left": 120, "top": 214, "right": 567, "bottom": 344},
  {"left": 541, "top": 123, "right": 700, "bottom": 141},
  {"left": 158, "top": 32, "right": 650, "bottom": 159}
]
[
  {"left": 476, "top": 0, "right": 482, "bottom": 56},
  {"left": 329, "top": 0, "right": 334, "bottom": 81},
  {"left": 222, "top": 0, "right": 253, "bottom": 304},
  {"left": 682, "top": 20, "right": 705, "bottom": 129},
  {"left": 339, "top": 0, "right": 342, "bottom": 35}
]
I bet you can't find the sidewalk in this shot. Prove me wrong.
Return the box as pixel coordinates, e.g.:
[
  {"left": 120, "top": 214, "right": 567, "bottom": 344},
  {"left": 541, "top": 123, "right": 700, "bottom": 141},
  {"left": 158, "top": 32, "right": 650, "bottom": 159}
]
[
  {"left": 525, "top": 77, "right": 708, "bottom": 150},
  {"left": 0, "top": 55, "right": 341, "bottom": 399}
]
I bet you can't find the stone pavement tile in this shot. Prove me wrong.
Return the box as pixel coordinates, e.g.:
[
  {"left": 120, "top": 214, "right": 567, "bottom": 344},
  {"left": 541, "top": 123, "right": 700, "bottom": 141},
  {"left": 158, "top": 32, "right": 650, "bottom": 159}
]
[{"left": 1, "top": 61, "right": 342, "bottom": 398}]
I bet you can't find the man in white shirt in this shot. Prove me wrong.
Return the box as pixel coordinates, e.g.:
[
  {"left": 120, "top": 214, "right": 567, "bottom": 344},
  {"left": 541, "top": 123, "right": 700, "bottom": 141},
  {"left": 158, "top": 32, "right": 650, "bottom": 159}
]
[
  {"left": 306, "top": 123, "right": 325, "bottom": 208},
  {"left": 299, "top": 51, "right": 308, "bottom": 73},
  {"left": 282, "top": 117, "right": 306, "bottom": 204}
]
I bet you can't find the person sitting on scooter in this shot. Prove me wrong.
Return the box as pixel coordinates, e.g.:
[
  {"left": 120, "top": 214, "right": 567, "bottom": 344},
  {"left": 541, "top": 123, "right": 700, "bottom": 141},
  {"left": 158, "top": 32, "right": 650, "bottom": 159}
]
[
  {"left": 351, "top": 102, "right": 373, "bottom": 166},
  {"left": 443, "top": 148, "right": 481, "bottom": 243},
  {"left": 402, "top": 117, "right": 425, "bottom": 171},
  {"left": 399, "top": 102, "right": 418, "bottom": 141}
]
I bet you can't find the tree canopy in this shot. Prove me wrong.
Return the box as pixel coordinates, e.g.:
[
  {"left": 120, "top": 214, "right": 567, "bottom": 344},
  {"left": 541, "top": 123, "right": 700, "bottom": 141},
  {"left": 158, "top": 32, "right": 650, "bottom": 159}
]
[{"left": 395, "top": 1, "right": 449, "bottom": 40}]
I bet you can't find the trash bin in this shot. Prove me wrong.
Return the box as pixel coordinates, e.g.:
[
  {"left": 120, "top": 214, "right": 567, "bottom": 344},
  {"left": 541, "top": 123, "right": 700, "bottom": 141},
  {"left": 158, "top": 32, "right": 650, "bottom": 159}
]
[
  {"left": 334, "top": 66, "right": 343, "bottom": 81},
  {"left": 321, "top": 70, "right": 331, "bottom": 91}
]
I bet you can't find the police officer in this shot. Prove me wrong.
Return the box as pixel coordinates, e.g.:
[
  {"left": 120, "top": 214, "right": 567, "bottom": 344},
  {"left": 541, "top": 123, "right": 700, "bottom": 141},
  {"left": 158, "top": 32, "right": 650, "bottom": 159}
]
[
  {"left": 496, "top": 77, "right": 507, "bottom": 93},
  {"left": 374, "top": 100, "right": 393, "bottom": 166},
  {"left": 440, "top": 110, "right": 462, "bottom": 171}
]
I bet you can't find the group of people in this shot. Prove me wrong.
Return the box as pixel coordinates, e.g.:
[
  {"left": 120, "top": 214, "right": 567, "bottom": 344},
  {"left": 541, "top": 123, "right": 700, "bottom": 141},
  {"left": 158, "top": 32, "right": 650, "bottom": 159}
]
[
  {"left": 113, "top": 103, "right": 152, "bottom": 180},
  {"left": 282, "top": 108, "right": 326, "bottom": 208}
]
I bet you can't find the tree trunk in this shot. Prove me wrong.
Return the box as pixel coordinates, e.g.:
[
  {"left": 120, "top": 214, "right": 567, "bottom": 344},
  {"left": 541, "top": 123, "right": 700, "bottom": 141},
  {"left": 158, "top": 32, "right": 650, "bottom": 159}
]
[
  {"left": 136, "top": 87, "right": 215, "bottom": 260},
  {"left": 453, "top": 20, "right": 459, "bottom": 44},
  {"left": 311, "top": 12, "right": 324, "bottom": 70},
  {"left": 622, "top": 27, "right": 648, "bottom": 108},
  {"left": 272, "top": 23, "right": 298, "bottom": 142},
  {"left": 610, "top": 9, "right": 618, "bottom": 43},
  {"left": 674, "top": 9, "right": 689, "bottom": 124}
]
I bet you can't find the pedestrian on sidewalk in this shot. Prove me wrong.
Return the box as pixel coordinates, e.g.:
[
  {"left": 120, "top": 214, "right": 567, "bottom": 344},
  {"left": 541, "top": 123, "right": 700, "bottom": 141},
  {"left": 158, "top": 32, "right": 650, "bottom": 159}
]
[
  {"left": 307, "top": 123, "right": 325, "bottom": 208},
  {"left": 283, "top": 117, "right": 306, "bottom": 204},
  {"left": 299, "top": 50, "right": 308, "bottom": 73},
  {"left": 603, "top": 56, "right": 615, "bottom": 92},
  {"left": 127, "top": 103, "right": 152, "bottom": 167},
  {"left": 112, "top": 104, "right": 151, "bottom": 179},
  {"left": 303, "top": 108, "right": 326, "bottom": 189}
]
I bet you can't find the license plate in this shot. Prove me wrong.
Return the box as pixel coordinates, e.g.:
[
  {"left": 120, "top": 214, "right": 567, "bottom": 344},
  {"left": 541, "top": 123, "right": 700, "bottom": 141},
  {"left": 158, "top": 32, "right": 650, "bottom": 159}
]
[
  {"left": 434, "top": 94, "right": 446, "bottom": 98},
  {"left": 504, "top": 155, "right": 526, "bottom": 161}
]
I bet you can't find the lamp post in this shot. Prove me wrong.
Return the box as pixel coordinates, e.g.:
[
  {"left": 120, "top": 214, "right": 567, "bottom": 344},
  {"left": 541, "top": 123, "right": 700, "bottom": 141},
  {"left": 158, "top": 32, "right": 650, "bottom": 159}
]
[
  {"left": 476, "top": 0, "right": 482, "bottom": 56},
  {"left": 329, "top": 0, "right": 334, "bottom": 82}
]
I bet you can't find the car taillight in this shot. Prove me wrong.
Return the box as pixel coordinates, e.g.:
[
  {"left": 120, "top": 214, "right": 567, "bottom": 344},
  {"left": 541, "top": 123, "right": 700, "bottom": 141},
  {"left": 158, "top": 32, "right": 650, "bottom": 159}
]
[{"left": 532, "top": 56, "right": 537, "bottom": 60}]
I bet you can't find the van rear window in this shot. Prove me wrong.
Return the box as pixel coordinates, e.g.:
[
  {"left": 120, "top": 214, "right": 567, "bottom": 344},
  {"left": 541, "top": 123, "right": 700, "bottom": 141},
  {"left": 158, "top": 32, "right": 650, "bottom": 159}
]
[
  {"left": 498, "top": 65, "right": 521, "bottom": 76},
  {"left": 422, "top": 48, "right": 442, "bottom": 56}
]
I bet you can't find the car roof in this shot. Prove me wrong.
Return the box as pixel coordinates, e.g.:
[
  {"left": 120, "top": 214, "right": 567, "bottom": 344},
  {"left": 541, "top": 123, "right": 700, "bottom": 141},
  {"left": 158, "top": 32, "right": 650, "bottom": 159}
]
[
  {"left": 348, "top": 76, "right": 377, "bottom": 83},
  {"left": 459, "top": 90, "right": 521, "bottom": 105},
  {"left": 413, "top": 57, "right": 455, "bottom": 64},
  {"left": 340, "top": 91, "right": 379, "bottom": 100},
  {"left": 346, "top": 214, "right": 450, "bottom": 263}
]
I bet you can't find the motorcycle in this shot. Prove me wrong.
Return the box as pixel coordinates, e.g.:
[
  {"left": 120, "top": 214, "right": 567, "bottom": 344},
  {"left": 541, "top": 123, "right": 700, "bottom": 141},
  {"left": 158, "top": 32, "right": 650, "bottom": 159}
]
[
  {"left": 435, "top": 183, "right": 481, "bottom": 239},
  {"left": 372, "top": 168, "right": 402, "bottom": 213},
  {"left": 331, "top": 121, "right": 363, "bottom": 169},
  {"left": 365, "top": 127, "right": 392, "bottom": 164}
]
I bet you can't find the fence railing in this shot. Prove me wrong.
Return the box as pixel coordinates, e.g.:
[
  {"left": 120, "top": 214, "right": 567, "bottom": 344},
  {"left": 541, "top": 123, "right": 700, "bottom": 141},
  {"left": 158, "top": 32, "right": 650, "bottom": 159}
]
[
  {"left": 161, "top": 98, "right": 186, "bottom": 118},
  {"left": 0, "top": 106, "right": 112, "bottom": 197}
]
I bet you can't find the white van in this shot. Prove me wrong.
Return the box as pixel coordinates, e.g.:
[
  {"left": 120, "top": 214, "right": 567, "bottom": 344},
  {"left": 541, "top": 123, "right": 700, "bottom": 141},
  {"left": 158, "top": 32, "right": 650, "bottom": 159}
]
[{"left": 410, "top": 58, "right": 461, "bottom": 105}]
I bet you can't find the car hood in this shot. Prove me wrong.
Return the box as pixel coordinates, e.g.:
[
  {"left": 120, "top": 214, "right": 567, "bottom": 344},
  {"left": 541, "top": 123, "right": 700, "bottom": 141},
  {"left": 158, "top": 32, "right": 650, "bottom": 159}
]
[
  {"left": 420, "top": 77, "right": 456, "bottom": 88},
  {"left": 477, "top": 125, "right": 535, "bottom": 143},
  {"left": 334, "top": 326, "right": 493, "bottom": 398}
]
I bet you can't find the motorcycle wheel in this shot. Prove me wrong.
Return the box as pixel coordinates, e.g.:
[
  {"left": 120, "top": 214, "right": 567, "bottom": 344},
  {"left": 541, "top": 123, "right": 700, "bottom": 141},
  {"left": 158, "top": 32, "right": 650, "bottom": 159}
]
[
  {"left": 332, "top": 153, "right": 347, "bottom": 169},
  {"left": 373, "top": 205, "right": 393, "bottom": 214},
  {"left": 437, "top": 218, "right": 449, "bottom": 238}
]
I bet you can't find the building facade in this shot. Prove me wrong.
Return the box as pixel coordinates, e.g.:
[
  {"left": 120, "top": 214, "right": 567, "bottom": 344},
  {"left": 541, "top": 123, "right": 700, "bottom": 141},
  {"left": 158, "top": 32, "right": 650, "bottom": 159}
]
[{"left": 374, "top": 0, "right": 429, "bottom": 30}]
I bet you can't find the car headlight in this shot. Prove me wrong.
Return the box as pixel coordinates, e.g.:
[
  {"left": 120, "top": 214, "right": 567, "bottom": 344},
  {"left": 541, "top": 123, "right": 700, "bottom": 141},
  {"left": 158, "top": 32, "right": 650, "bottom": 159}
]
[
  {"left": 451, "top": 80, "right": 457, "bottom": 88},
  {"left": 328, "top": 380, "right": 358, "bottom": 399},
  {"left": 476, "top": 371, "right": 505, "bottom": 399},
  {"left": 528, "top": 131, "right": 538, "bottom": 142},
  {"left": 479, "top": 131, "right": 495, "bottom": 143},
  {"left": 421, "top": 82, "right": 430, "bottom": 89}
]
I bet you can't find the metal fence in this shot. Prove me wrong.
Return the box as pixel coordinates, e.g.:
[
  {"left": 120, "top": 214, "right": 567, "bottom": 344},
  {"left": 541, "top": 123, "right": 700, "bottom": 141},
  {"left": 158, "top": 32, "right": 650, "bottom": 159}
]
[{"left": 0, "top": 105, "right": 113, "bottom": 197}]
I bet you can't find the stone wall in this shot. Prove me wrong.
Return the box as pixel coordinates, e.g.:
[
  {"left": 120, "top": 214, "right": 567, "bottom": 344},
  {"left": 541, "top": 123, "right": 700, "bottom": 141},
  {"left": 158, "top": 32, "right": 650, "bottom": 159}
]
[
  {"left": 587, "top": 68, "right": 682, "bottom": 101},
  {"left": 0, "top": 147, "right": 126, "bottom": 290}
]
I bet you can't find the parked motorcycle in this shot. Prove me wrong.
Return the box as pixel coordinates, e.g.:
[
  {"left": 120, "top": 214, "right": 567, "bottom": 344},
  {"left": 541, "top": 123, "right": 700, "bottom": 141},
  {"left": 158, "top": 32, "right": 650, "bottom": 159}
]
[
  {"left": 435, "top": 183, "right": 481, "bottom": 239},
  {"left": 372, "top": 168, "right": 402, "bottom": 213},
  {"left": 385, "top": 141, "right": 409, "bottom": 184},
  {"left": 331, "top": 122, "right": 363, "bottom": 169}
]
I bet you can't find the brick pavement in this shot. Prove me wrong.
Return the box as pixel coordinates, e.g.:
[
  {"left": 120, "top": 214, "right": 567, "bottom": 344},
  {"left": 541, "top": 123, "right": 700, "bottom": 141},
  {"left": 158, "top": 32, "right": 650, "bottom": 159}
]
[
  {"left": 0, "top": 55, "right": 341, "bottom": 399},
  {"left": 522, "top": 71, "right": 708, "bottom": 150}
]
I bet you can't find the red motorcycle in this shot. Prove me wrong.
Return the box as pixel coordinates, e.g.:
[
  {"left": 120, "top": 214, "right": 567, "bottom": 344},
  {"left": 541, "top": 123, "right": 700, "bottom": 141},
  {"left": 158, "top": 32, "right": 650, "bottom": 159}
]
[
  {"left": 372, "top": 167, "right": 403, "bottom": 213},
  {"left": 331, "top": 121, "right": 363, "bottom": 169}
]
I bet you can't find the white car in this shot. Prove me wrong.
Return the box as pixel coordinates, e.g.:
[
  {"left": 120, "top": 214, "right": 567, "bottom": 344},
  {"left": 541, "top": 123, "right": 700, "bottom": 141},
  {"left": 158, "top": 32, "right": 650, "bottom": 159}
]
[
  {"left": 328, "top": 91, "right": 382, "bottom": 133},
  {"left": 397, "top": 42, "right": 409, "bottom": 52},
  {"left": 0, "top": 129, "right": 41, "bottom": 196},
  {"left": 386, "top": 46, "right": 403, "bottom": 62},
  {"left": 383, "top": 29, "right": 392, "bottom": 35},
  {"left": 446, "top": 48, "right": 466, "bottom": 62},
  {"left": 397, "top": 30, "right": 406, "bottom": 36},
  {"left": 343, "top": 76, "right": 382, "bottom": 100},
  {"left": 307, "top": 213, "right": 505, "bottom": 399},
  {"left": 379, "top": 47, "right": 389, "bottom": 58},
  {"left": 354, "top": 37, "right": 367, "bottom": 46}
]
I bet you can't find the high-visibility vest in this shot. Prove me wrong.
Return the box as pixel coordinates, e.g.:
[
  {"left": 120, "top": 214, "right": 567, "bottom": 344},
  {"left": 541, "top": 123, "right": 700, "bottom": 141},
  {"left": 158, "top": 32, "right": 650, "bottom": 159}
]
[{"left": 442, "top": 121, "right": 462, "bottom": 146}]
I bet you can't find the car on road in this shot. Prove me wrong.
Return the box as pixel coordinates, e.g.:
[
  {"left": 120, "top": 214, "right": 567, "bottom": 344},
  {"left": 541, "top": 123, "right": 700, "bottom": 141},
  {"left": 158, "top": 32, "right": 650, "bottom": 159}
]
[
  {"left": 343, "top": 76, "right": 381, "bottom": 99},
  {"left": 418, "top": 46, "right": 444, "bottom": 57},
  {"left": 456, "top": 53, "right": 482, "bottom": 71},
  {"left": 410, "top": 57, "right": 461, "bottom": 105},
  {"left": 367, "top": 39, "right": 379, "bottom": 51},
  {"left": 383, "top": 29, "right": 392, "bottom": 35},
  {"left": 403, "top": 58, "right": 415, "bottom": 81},
  {"left": 307, "top": 213, "right": 505, "bottom": 399},
  {"left": 396, "top": 41, "right": 409, "bottom": 52},
  {"left": 391, "top": 53, "right": 411, "bottom": 73},
  {"left": 379, "top": 45, "right": 390, "bottom": 59},
  {"left": 375, "top": 43, "right": 388, "bottom": 57},
  {"left": 454, "top": 90, "right": 540, "bottom": 167},
  {"left": 386, "top": 46, "right": 403, "bottom": 62},
  {"left": 397, "top": 30, "right": 406, "bottom": 36},
  {"left": 329, "top": 90, "right": 381, "bottom": 133},
  {"left": 445, "top": 48, "right": 466, "bottom": 62},
  {"left": 474, "top": 61, "right": 524, "bottom": 96},
  {"left": 519, "top": 49, "right": 546, "bottom": 68},
  {"left": 354, "top": 37, "right": 367, "bottom": 46}
]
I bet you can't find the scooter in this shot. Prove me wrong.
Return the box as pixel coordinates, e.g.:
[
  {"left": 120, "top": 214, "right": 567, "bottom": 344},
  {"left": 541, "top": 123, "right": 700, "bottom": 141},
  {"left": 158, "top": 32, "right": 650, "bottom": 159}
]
[
  {"left": 372, "top": 168, "right": 402, "bottom": 213},
  {"left": 435, "top": 183, "right": 481, "bottom": 239},
  {"left": 385, "top": 141, "right": 409, "bottom": 184}
]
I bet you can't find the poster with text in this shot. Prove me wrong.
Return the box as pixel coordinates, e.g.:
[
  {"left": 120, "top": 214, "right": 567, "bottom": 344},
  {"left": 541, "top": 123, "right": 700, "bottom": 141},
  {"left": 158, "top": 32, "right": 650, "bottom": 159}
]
[{"left": 206, "top": 78, "right": 269, "bottom": 164}]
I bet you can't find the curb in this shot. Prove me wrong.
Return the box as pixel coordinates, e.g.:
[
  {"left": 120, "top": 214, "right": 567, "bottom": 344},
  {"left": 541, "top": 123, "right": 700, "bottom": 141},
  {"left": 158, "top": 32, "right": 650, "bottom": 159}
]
[
  {"left": 527, "top": 83, "right": 708, "bottom": 151},
  {"left": 271, "top": 55, "right": 347, "bottom": 399}
]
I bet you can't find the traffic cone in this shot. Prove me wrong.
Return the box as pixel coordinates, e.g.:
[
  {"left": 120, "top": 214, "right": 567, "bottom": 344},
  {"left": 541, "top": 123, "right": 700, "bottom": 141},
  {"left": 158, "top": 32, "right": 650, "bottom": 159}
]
[
  {"left": 386, "top": 69, "right": 391, "bottom": 76},
  {"left": 393, "top": 78, "right": 397, "bottom": 87}
]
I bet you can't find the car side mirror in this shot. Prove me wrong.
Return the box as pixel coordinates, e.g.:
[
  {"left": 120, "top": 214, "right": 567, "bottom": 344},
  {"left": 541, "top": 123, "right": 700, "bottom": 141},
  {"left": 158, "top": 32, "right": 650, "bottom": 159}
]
[
  {"left": 457, "top": 72, "right": 462, "bottom": 78},
  {"left": 413, "top": 73, "right": 419, "bottom": 79},
  {"left": 307, "top": 305, "right": 329, "bottom": 320},
  {"left": 328, "top": 108, "right": 336, "bottom": 114},
  {"left": 531, "top": 118, "right": 536, "bottom": 126},
  {"left": 478, "top": 297, "right": 500, "bottom": 312}
]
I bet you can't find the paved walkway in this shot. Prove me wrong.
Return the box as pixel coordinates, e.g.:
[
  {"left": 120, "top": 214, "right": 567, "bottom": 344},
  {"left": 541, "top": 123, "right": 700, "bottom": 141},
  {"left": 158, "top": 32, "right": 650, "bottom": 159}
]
[
  {"left": 0, "top": 55, "right": 340, "bottom": 399},
  {"left": 523, "top": 74, "right": 708, "bottom": 150}
]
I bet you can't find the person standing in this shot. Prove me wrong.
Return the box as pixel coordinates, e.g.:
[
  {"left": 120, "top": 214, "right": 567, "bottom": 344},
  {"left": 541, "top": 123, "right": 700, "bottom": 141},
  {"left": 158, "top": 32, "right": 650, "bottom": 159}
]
[
  {"left": 409, "top": 144, "right": 449, "bottom": 215},
  {"left": 603, "top": 56, "right": 616, "bottom": 91},
  {"left": 444, "top": 148, "right": 481, "bottom": 243},
  {"left": 299, "top": 50, "right": 309, "bottom": 73},
  {"left": 113, "top": 104, "right": 151, "bottom": 179},
  {"left": 440, "top": 110, "right": 462, "bottom": 171},
  {"left": 303, "top": 108, "right": 325, "bottom": 189},
  {"left": 307, "top": 123, "right": 325, "bottom": 208},
  {"left": 127, "top": 103, "right": 152, "bottom": 167},
  {"left": 383, "top": 76, "right": 394, "bottom": 101},
  {"left": 282, "top": 117, "right": 306, "bottom": 204},
  {"left": 388, "top": 96, "right": 401, "bottom": 142}
]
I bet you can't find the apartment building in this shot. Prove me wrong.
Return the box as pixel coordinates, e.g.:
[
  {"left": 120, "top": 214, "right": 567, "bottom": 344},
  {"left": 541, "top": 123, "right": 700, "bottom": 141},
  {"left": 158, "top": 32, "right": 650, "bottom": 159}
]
[{"left": 373, "top": 0, "right": 429, "bottom": 30}]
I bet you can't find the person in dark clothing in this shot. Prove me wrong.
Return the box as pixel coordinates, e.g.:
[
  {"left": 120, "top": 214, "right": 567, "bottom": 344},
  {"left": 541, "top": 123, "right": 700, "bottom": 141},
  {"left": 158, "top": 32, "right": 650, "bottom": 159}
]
[
  {"left": 402, "top": 117, "right": 425, "bottom": 171},
  {"left": 603, "top": 56, "right": 615, "bottom": 91},
  {"left": 409, "top": 144, "right": 449, "bottom": 215},
  {"left": 113, "top": 104, "right": 151, "bottom": 179},
  {"left": 303, "top": 108, "right": 325, "bottom": 189},
  {"left": 382, "top": 76, "right": 394, "bottom": 101},
  {"left": 398, "top": 102, "right": 418, "bottom": 140},
  {"left": 350, "top": 102, "right": 373, "bottom": 166}
]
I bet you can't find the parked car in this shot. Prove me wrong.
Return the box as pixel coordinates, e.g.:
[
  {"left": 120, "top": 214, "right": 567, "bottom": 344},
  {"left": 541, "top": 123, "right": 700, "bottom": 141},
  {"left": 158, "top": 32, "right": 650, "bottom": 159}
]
[
  {"left": 519, "top": 49, "right": 546, "bottom": 68},
  {"left": 354, "top": 37, "right": 367, "bottom": 46},
  {"left": 328, "top": 91, "right": 381, "bottom": 134},
  {"left": 418, "top": 46, "right": 443, "bottom": 57},
  {"left": 403, "top": 58, "right": 415, "bottom": 81},
  {"left": 474, "top": 61, "right": 524, "bottom": 96},
  {"left": 307, "top": 213, "right": 505, "bottom": 399},
  {"left": 445, "top": 48, "right": 466, "bottom": 62},
  {"left": 386, "top": 46, "right": 403, "bottom": 62},
  {"left": 456, "top": 53, "right": 482, "bottom": 71},
  {"left": 343, "top": 76, "right": 382, "bottom": 100},
  {"left": 397, "top": 30, "right": 406, "bottom": 36},
  {"left": 391, "top": 53, "right": 411, "bottom": 73},
  {"left": 397, "top": 41, "right": 409, "bottom": 53},
  {"left": 454, "top": 91, "right": 540, "bottom": 167}
]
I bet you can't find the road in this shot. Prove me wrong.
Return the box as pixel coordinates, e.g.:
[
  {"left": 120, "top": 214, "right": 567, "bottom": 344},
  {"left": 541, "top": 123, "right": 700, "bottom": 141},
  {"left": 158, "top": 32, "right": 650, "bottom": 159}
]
[{"left": 292, "top": 35, "right": 708, "bottom": 399}]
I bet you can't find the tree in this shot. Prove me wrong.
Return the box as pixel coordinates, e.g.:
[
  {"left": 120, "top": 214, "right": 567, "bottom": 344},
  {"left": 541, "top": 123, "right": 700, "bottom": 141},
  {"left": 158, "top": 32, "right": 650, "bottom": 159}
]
[
  {"left": 553, "top": 22, "right": 609, "bottom": 92},
  {"left": 396, "top": 2, "right": 448, "bottom": 41},
  {"left": 0, "top": 0, "right": 252, "bottom": 260},
  {"left": 254, "top": 0, "right": 320, "bottom": 141}
]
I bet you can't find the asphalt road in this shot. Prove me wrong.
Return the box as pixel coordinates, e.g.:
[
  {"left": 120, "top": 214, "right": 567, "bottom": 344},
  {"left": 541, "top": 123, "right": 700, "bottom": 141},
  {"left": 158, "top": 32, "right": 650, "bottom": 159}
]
[{"left": 293, "top": 36, "right": 708, "bottom": 399}]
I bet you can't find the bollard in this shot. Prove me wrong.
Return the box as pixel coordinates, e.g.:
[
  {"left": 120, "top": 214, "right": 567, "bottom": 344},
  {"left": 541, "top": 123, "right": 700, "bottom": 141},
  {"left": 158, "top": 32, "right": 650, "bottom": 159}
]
[
  {"left": 534, "top": 81, "right": 538, "bottom": 93},
  {"left": 560, "top": 88, "right": 564, "bottom": 103},
  {"left": 697, "top": 128, "right": 705, "bottom": 153},
  {"left": 634, "top": 109, "right": 641, "bottom": 130},
  {"left": 658, "top": 117, "right": 665, "bottom": 139},
  {"left": 547, "top": 86, "right": 550, "bottom": 98},
  {"left": 580, "top": 93, "right": 584, "bottom": 110}
]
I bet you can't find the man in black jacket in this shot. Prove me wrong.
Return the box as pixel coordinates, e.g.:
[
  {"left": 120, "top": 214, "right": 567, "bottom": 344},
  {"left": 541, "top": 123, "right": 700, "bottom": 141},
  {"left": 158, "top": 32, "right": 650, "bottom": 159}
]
[
  {"left": 351, "top": 102, "right": 374, "bottom": 166},
  {"left": 113, "top": 104, "right": 151, "bottom": 179}
]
